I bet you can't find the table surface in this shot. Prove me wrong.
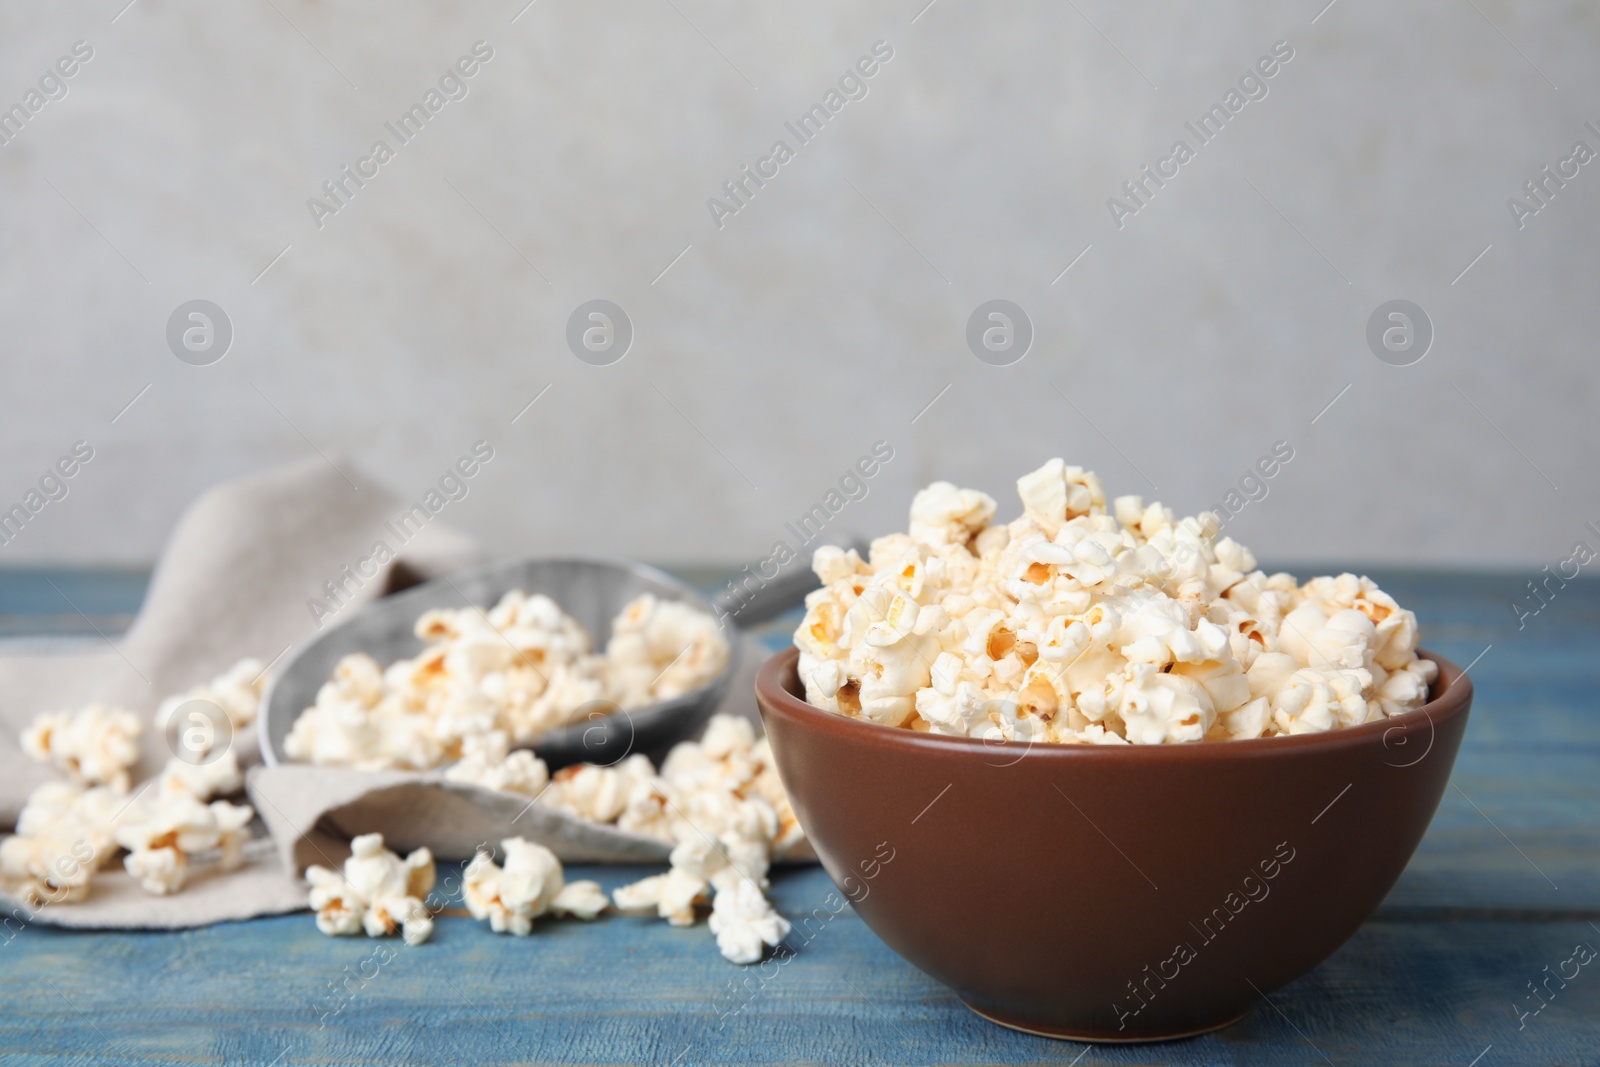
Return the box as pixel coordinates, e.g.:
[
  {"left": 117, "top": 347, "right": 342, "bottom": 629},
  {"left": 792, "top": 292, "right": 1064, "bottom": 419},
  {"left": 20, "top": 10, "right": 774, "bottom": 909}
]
[{"left": 2, "top": 566, "right": 1596, "bottom": 1067}]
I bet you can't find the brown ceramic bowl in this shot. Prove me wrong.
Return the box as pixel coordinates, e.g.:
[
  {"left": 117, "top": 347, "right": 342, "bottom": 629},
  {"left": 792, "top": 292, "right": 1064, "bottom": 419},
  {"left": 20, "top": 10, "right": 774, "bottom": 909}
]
[{"left": 756, "top": 647, "right": 1471, "bottom": 1042}]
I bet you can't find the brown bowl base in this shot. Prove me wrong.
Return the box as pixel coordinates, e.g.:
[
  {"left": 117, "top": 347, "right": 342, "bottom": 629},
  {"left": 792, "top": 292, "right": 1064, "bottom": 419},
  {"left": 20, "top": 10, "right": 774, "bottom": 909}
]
[
  {"left": 757, "top": 646, "right": 1472, "bottom": 1049},
  {"left": 960, "top": 1001, "right": 1252, "bottom": 1044}
]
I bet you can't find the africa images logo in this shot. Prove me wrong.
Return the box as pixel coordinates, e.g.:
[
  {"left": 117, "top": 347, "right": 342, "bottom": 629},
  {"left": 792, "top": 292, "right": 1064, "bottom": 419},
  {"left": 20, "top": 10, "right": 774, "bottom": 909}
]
[
  {"left": 305, "top": 41, "right": 495, "bottom": 230},
  {"left": 1106, "top": 40, "right": 1295, "bottom": 229},
  {"left": 706, "top": 41, "right": 895, "bottom": 229}
]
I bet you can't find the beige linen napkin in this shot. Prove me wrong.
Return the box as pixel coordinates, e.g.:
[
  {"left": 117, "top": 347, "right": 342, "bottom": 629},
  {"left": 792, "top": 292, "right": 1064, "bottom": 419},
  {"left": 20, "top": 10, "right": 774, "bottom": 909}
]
[{"left": 0, "top": 458, "right": 778, "bottom": 930}]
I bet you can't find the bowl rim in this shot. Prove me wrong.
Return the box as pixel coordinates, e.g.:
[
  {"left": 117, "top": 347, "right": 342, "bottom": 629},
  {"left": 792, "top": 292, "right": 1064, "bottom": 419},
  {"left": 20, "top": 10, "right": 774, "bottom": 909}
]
[{"left": 755, "top": 645, "right": 1471, "bottom": 762}]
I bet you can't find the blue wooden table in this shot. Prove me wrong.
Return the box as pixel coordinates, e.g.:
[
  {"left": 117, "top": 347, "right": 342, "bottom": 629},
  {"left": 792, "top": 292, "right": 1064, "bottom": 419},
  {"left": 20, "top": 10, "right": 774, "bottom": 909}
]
[{"left": 3, "top": 567, "right": 1597, "bottom": 1066}]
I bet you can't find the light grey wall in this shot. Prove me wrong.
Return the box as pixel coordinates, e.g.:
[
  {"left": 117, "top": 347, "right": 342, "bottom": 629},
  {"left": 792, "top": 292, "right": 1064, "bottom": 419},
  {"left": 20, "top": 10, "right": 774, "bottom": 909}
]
[{"left": 1, "top": 0, "right": 1595, "bottom": 570}]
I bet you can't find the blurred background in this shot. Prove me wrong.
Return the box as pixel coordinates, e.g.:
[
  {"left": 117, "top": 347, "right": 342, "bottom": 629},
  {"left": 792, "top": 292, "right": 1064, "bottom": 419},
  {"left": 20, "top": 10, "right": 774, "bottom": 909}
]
[{"left": 1, "top": 0, "right": 1595, "bottom": 571}]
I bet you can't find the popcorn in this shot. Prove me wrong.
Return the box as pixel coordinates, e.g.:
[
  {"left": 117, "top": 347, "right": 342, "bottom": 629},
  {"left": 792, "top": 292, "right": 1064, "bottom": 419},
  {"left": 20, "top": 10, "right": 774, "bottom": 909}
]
[
  {"left": 305, "top": 866, "right": 363, "bottom": 936},
  {"left": 14, "top": 781, "right": 126, "bottom": 860},
  {"left": 796, "top": 459, "right": 1436, "bottom": 743},
  {"left": 306, "top": 833, "right": 435, "bottom": 945},
  {"left": 0, "top": 833, "right": 98, "bottom": 906},
  {"left": 550, "top": 879, "right": 610, "bottom": 920},
  {"left": 3, "top": 642, "right": 802, "bottom": 967},
  {"left": 284, "top": 591, "right": 729, "bottom": 773},
  {"left": 549, "top": 715, "right": 802, "bottom": 859},
  {"left": 603, "top": 715, "right": 799, "bottom": 963},
  {"left": 1376, "top": 657, "right": 1439, "bottom": 718},
  {"left": 615, "top": 848, "right": 789, "bottom": 963},
  {"left": 1111, "top": 664, "right": 1215, "bottom": 745},
  {"left": 148, "top": 658, "right": 269, "bottom": 769},
  {"left": 3, "top": 660, "right": 275, "bottom": 908},
  {"left": 21, "top": 704, "right": 143, "bottom": 790},
  {"left": 114, "top": 795, "right": 254, "bottom": 895},
  {"left": 908, "top": 482, "right": 997, "bottom": 547},
  {"left": 443, "top": 731, "right": 550, "bottom": 797},
  {"left": 607, "top": 594, "right": 732, "bottom": 704},
  {"left": 462, "top": 836, "right": 604, "bottom": 935},
  {"left": 544, "top": 755, "right": 656, "bottom": 823},
  {"left": 1269, "top": 667, "right": 1373, "bottom": 735},
  {"left": 708, "top": 874, "right": 791, "bottom": 965},
  {"left": 156, "top": 751, "right": 245, "bottom": 801},
  {"left": 1219, "top": 696, "right": 1273, "bottom": 741},
  {"left": 612, "top": 866, "right": 710, "bottom": 927},
  {"left": 155, "top": 658, "right": 268, "bottom": 736},
  {"left": 1016, "top": 459, "right": 1104, "bottom": 538},
  {"left": 613, "top": 831, "right": 789, "bottom": 958}
]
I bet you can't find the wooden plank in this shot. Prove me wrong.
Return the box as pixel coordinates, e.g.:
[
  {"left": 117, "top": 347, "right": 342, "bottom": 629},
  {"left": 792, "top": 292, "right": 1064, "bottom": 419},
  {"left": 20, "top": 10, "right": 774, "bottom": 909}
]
[
  {"left": 0, "top": 566, "right": 148, "bottom": 635},
  {"left": 3, "top": 866, "right": 1597, "bottom": 1065},
  {"left": 1374, "top": 571, "right": 1600, "bottom": 915}
]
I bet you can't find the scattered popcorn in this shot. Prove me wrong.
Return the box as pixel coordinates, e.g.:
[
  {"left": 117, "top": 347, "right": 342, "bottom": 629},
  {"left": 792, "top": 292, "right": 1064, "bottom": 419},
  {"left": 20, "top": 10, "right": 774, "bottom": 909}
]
[
  {"left": 0, "top": 831, "right": 99, "bottom": 906},
  {"left": 462, "top": 836, "right": 605, "bottom": 935},
  {"left": 614, "top": 835, "right": 790, "bottom": 962},
  {"left": 155, "top": 658, "right": 268, "bottom": 740},
  {"left": 113, "top": 795, "right": 254, "bottom": 896},
  {"left": 796, "top": 460, "right": 1437, "bottom": 744},
  {"left": 20, "top": 704, "right": 143, "bottom": 790},
  {"left": 275, "top": 588, "right": 789, "bottom": 965},
  {"left": 14, "top": 780, "right": 126, "bottom": 858},
  {"left": 3, "top": 659, "right": 269, "bottom": 908},
  {"left": 284, "top": 591, "right": 729, "bottom": 772},
  {"left": 544, "top": 756, "right": 657, "bottom": 824},
  {"left": 155, "top": 751, "right": 245, "bottom": 801},
  {"left": 708, "top": 874, "right": 792, "bottom": 965},
  {"left": 1, "top": 781, "right": 128, "bottom": 905},
  {"left": 634, "top": 717, "right": 801, "bottom": 850},
  {"left": 306, "top": 833, "right": 435, "bottom": 945},
  {"left": 608, "top": 715, "right": 797, "bottom": 963},
  {"left": 550, "top": 879, "right": 610, "bottom": 920},
  {"left": 6, "top": 630, "right": 801, "bottom": 967},
  {"left": 611, "top": 867, "right": 708, "bottom": 927}
]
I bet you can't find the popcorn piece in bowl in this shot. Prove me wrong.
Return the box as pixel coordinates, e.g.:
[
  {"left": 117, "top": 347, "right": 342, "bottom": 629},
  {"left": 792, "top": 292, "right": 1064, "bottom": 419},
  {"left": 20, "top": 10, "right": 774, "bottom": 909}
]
[
  {"left": 606, "top": 594, "right": 732, "bottom": 704},
  {"left": 307, "top": 832, "right": 436, "bottom": 945},
  {"left": 20, "top": 704, "right": 143, "bottom": 791},
  {"left": 795, "top": 459, "right": 1436, "bottom": 744}
]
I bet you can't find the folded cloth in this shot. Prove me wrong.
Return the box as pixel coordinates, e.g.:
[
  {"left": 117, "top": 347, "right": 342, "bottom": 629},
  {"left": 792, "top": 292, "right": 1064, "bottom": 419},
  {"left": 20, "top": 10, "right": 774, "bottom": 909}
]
[
  {"left": 0, "top": 458, "right": 783, "bottom": 930},
  {"left": 0, "top": 456, "right": 480, "bottom": 822}
]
